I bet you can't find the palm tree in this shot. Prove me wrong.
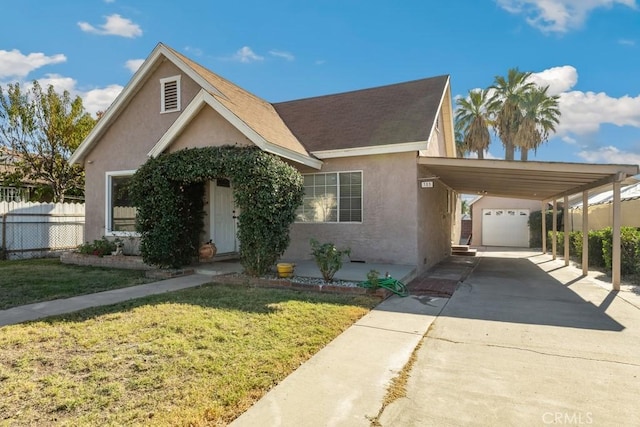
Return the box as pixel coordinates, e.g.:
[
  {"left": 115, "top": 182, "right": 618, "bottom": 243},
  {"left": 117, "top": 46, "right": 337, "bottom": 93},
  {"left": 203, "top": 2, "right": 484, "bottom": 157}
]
[
  {"left": 454, "top": 127, "right": 467, "bottom": 158},
  {"left": 514, "top": 86, "right": 561, "bottom": 161},
  {"left": 455, "top": 89, "right": 492, "bottom": 159},
  {"left": 489, "top": 68, "right": 535, "bottom": 160}
]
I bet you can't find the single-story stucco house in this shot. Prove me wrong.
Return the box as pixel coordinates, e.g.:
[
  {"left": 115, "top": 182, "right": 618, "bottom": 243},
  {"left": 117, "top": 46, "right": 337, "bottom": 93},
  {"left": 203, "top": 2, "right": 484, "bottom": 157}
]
[{"left": 70, "top": 42, "right": 460, "bottom": 274}]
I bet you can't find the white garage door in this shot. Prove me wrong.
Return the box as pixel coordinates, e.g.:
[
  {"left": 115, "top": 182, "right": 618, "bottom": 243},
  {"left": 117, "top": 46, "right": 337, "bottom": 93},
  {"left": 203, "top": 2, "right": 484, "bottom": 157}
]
[{"left": 482, "top": 209, "right": 530, "bottom": 247}]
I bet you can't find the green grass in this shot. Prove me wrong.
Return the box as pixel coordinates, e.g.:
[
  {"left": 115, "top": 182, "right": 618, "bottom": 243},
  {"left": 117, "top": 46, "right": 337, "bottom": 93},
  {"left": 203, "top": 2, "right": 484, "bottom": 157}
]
[
  {"left": 0, "top": 283, "right": 378, "bottom": 426},
  {"left": 0, "top": 258, "right": 153, "bottom": 309}
]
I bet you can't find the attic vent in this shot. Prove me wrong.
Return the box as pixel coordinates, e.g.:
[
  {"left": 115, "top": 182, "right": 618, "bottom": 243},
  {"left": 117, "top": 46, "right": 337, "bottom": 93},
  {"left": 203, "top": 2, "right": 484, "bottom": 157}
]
[{"left": 160, "top": 75, "right": 181, "bottom": 113}]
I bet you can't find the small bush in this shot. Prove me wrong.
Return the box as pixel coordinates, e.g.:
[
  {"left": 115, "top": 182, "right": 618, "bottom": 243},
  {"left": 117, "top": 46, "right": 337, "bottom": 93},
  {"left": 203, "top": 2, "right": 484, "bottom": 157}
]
[
  {"left": 529, "top": 208, "right": 561, "bottom": 249},
  {"left": 78, "top": 237, "right": 117, "bottom": 257},
  {"left": 310, "top": 239, "right": 351, "bottom": 283},
  {"left": 601, "top": 226, "right": 640, "bottom": 274}
]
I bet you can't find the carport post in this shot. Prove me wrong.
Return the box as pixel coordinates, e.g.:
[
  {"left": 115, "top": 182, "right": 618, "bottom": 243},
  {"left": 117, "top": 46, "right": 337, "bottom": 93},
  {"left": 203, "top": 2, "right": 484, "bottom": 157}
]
[
  {"left": 541, "top": 201, "right": 547, "bottom": 254},
  {"left": 582, "top": 191, "right": 589, "bottom": 276},
  {"left": 552, "top": 199, "right": 557, "bottom": 260},
  {"left": 564, "top": 195, "right": 569, "bottom": 266},
  {"left": 612, "top": 180, "right": 621, "bottom": 290}
]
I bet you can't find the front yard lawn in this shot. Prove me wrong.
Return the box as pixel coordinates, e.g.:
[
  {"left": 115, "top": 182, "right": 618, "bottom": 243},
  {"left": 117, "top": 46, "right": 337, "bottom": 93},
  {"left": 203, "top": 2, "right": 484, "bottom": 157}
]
[
  {"left": 0, "top": 283, "right": 378, "bottom": 425},
  {"left": 0, "top": 258, "right": 153, "bottom": 309}
]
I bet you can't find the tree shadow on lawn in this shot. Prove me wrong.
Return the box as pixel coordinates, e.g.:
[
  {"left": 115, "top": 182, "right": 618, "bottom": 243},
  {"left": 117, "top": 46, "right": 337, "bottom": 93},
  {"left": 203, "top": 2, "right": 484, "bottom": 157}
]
[{"left": 34, "top": 282, "right": 379, "bottom": 325}]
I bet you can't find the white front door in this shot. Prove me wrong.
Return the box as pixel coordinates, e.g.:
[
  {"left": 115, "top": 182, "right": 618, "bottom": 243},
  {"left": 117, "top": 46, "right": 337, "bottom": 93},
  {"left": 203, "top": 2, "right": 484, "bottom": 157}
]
[{"left": 210, "top": 179, "right": 238, "bottom": 254}]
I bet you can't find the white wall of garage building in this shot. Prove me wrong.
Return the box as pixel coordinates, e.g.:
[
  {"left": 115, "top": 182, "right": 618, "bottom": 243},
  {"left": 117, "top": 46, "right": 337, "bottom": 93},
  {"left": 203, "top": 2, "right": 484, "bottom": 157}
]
[{"left": 470, "top": 196, "right": 542, "bottom": 248}]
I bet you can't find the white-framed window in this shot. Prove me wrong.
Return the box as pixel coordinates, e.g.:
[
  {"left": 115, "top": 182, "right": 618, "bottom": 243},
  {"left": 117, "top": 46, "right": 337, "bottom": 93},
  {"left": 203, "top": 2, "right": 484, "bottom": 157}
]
[
  {"left": 105, "top": 170, "right": 139, "bottom": 236},
  {"left": 160, "top": 75, "right": 181, "bottom": 113},
  {"left": 296, "top": 171, "right": 363, "bottom": 223}
]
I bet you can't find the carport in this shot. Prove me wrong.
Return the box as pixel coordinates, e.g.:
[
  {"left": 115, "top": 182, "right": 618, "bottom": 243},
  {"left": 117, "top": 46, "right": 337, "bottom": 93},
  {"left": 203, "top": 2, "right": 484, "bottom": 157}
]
[{"left": 418, "top": 157, "right": 640, "bottom": 290}]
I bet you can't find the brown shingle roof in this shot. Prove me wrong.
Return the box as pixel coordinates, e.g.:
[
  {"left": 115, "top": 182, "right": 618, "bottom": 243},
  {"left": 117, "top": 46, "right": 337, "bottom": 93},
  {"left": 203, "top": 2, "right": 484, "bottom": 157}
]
[
  {"left": 273, "top": 75, "right": 449, "bottom": 152},
  {"left": 166, "top": 45, "right": 311, "bottom": 157}
]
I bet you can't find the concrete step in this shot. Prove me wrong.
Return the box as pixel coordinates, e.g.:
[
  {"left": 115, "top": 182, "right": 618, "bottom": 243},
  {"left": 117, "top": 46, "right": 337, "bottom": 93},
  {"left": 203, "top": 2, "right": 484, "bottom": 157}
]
[{"left": 452, "top": 248, "right": 477, "bottom": 257}]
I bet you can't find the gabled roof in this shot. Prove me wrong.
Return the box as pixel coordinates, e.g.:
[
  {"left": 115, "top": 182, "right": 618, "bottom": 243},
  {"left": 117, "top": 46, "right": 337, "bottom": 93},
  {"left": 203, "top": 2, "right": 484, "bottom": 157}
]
[
  {"left": 70, "top": 43, "right": 453, "bottom": 167},
  {"left": 70, "top": 43, "right": 319, "bottom": 168},
  {"left": 273, "top": 75, "right": 450, "bottom": 156}
]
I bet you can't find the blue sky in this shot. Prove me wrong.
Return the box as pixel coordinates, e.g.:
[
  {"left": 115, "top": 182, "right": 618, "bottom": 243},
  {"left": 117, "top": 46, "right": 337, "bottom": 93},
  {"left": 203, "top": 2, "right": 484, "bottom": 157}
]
[{"left": 1, "top": 0, "right": 640, "bottom": 167}]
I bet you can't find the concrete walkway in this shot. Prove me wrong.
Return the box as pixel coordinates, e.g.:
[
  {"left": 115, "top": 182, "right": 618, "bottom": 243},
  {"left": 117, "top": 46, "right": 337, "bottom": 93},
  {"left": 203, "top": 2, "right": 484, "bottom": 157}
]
[
  {"left": 230, "top": 258, "right": 476, "bottom": 427},
  {"left": 0, "top": 274, "right": 215, "bottom": 326},
  {"left": 379, "top": 250, "right": 640, "bottom": 426}
]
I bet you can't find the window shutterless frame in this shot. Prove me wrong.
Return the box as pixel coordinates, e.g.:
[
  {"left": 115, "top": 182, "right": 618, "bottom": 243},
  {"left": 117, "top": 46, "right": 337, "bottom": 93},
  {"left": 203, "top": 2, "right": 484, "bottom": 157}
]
[
  {"left": 295, "top": 170, "right": 363, "bottom": 223},
  {"left": 105, "top": 170, "right": 139, "bottom": 237}
]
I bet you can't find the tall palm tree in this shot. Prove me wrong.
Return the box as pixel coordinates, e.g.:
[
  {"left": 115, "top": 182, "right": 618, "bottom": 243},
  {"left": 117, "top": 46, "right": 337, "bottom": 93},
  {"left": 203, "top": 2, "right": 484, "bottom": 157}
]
[
  {"left": 514, "top": 86, "right": 561, "bottom": 161},
  {"left": 454, "top": 127, "right": 467, "bottom": 158},
  {"left": 455, "top": 89, "right": 492, "bottom": 159},
  {"left": 489, "top": 68, "right": 535, "bottom": 160}
]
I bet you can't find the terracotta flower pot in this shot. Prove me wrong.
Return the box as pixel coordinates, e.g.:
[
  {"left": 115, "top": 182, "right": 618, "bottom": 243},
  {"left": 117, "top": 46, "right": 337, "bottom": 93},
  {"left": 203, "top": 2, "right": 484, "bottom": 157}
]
[{"left": 199, "top": 241, "right": 217, "bottom": 260}]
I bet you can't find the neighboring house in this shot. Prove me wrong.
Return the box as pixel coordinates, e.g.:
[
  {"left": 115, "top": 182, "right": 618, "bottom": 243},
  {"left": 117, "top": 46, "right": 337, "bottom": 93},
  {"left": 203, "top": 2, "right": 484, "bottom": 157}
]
[
  {"left": 568, "top": 182, "right": 640, "bottom": 231},
  {"left": 0, "top": 148, "right": 36, "bottom": 202},
  {"left": 70, "top": 43, "right": 459, "bottom": 273},
  {"left": 470, "top": 196, "right": 543, "bottom": 247}
]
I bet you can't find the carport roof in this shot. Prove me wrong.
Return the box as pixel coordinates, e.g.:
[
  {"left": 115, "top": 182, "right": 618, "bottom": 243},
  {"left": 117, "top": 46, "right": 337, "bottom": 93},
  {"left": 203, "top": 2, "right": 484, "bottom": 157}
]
[{"left": 418, "top": 157, "right": 640, "bottom": 201}]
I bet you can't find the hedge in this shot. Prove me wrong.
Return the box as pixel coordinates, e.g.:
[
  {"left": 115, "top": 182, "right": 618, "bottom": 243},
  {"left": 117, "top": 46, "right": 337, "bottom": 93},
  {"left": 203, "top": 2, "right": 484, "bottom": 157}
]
[
  {"left": 548, "top": 227, "right": 640, "bottom": 274},
  {"left": 129, "top": 146, "right": 304, "bottom": 275}
]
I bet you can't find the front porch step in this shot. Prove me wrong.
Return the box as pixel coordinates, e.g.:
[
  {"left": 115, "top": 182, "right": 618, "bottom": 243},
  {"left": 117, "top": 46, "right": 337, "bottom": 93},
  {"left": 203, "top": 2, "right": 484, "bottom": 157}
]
[{"left": 451, "top": 245, "right": 477, "bottom": 257}]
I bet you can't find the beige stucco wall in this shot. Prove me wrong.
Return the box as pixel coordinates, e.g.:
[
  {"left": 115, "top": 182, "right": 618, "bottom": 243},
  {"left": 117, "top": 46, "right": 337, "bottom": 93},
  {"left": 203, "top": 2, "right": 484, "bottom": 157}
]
[
  {"left": 283, "top": 152, "right": 421, "bottom": 267},
  {"left": 83, "top": 60, "right": 202, "bottom": 241},
  {"left": 569, "top": 199, "right": 640, "bottom": 231},
  {"left": 283, "top": 151, "right": 454, "bottom": 273},
  {"left": 168, "top": 107, "right": 252, "bottom": 152},
  {"left": 416, "top": 176, "right": 454, "bottom": 270},
  {"left": 470, "top": 196, "right": 542, "bottom": 246}
]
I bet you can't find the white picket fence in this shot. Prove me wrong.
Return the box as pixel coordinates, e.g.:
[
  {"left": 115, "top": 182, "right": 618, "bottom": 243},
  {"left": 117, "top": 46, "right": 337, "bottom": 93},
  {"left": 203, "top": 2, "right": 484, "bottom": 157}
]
[{"left": 0, "top": 201, "right": 85, "bottom": 259}]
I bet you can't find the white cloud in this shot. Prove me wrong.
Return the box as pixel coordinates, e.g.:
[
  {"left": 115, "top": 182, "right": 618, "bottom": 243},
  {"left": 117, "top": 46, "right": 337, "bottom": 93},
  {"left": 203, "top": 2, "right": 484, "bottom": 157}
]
[
  {"left": 496, "top": 0, "right": 637, "bottom": 33},
  {"left": 562, "top": 136, "right": 577, "bottom": 144},
  {"left": 269, "top": 50, "right": 295, "bottom": 61},
  {"left": 81, "top": 84, "right": 123, "bottom": 115},
  {"left": 578, "top": 146, "right": 640, "bottom": 166},
  {"left": 0, "top": 49, "right": 66, "bottom": 79},
  {"left": 30, "top": 74, "right": 122, "bottom": 116},
  {"left": 78, "top": 14, "right": 142, "bottom": 38},
  {"left": 184, "top": 46, "right": 203, "bottom": 56},
  {"left": 36, "top": 74, "right": 77, "bottom": 93},
  {"left": 618, "top": 38, "right": 636, "bottom": 46},
  {"left": 528, "top": 65, "right": 578, "bottom": 95},
  {"left": 556, "top": 91, "right": 640, "bottom": 135},
  {"left": 125, "top": 59, "right": 144, "bottom": 73},
  {"left": 232, "top": 46, "right": 264, "bottom": 63}
]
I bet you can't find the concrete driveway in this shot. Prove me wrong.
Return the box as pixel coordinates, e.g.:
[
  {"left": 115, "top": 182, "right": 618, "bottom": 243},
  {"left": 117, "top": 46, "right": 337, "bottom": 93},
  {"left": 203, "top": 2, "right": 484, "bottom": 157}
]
[{"left": 380, "top": 250, "right": 640, "bottom": 426}]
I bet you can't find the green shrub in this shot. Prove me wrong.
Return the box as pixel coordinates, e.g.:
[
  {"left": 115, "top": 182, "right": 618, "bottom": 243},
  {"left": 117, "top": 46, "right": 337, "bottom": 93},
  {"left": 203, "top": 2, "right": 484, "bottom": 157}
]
[
  {"left": 529, "top": 208, "right": 561, "bottom": 249},
  {"left": 601, "top": 226, "right": 640, "bottom": 274},
  {"left": 130, "top": 146, "right": 304, "bottom": 274},
  {"left": 78, "top": 237, "right": 117, "bottom": 257},
  {"left": 310, "top": 239, "right": 351, "bottom": 283}
]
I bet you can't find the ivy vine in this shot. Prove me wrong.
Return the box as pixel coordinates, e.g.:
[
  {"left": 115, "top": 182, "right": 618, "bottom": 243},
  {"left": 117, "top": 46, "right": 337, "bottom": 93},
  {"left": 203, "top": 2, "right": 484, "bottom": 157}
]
[{"left": 129, "top": 145, "right": 304, "bottom": 275}]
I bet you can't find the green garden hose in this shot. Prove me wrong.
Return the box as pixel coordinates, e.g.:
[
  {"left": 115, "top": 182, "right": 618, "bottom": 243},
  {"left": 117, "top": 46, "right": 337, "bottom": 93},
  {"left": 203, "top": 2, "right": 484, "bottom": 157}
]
[{"left": 358, "top": 277, "right": 409, "bottom": 297}]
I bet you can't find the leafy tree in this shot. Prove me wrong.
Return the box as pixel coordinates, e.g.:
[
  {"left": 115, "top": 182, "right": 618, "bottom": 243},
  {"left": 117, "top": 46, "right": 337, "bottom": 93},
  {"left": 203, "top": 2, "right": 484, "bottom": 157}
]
[
  {"left": 0, "top": 81, "right": 95, "bottom": 202},
  {"left": 455, "top": 89, "right": 492, "bottom": 159},
  {"left": 489, "top": 68, "right": 535, "bottom": 160},
  {"left": 514, "top": 86, "right": 560, "bottom": 161}
]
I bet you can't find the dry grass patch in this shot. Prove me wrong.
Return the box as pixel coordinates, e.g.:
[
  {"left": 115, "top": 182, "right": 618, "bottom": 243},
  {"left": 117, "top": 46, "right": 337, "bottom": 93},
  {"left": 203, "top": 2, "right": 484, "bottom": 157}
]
[
  {"left": 0, "top": 283, "right": 378, "bottom": 426},
  {"left": 0, "top": 258, "right": 152, "bottom": 309}
]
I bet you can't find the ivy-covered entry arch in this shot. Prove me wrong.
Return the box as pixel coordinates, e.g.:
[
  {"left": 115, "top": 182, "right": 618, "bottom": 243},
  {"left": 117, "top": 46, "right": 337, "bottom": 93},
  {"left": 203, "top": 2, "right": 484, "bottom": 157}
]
[{"left": 129, "top": 145, "right": 305, "bottom": 275}]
